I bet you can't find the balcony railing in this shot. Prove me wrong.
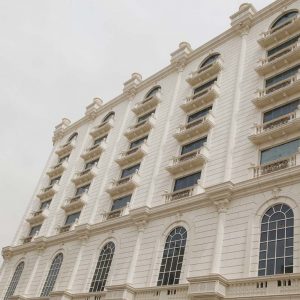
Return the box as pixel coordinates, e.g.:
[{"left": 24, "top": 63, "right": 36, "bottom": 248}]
[
  {"left": 249, "top": 110, "right": 300, "bottom": 144},
  {"left": 258, "top": 15, "right": 300, "bottom": 48},
  {"left": 26, "top": 207, "right": 49, "bottom": 225},
  {"left": 132, "top": 91, "right": 161, "bottom": 115},
  {"left": 166, "top": 146, "right": 209, "bottom": 175},
  {"left": 124, "top": 115, "right": 156, "bottom": 140},
  {"left": 186, "top": 57, "right": 223, "bottom": 86},
  {"left": 81, "top": 139, "right": 107, "bottom": 161},
  {"left": 58, "top": 219, "right": 78, "bottom": 234},
  {"left": 22, "top": 231, "right": 39, "bottom": 244},
  {"left": 115, "top": 142, "right": 149, "bottom": 167},
  {"left": 106, "top": 171, "right": 140, "bottom": 197},
  {"left": 256, "top": 41, "right": 300, "bottom": 76},
  {"left": 173, "top": 112, "right": 215, "bottom": 143},
  {"left": 72, "top": 165, "right": 98, "bottom": 186},
  {"left": 55, "top": 139, "right": 76, "bottom": 157},
  {"left": 180, "top": 83, "right": 220, "bottom": 113},
  {"left": 105, "top": 203, "right": 130, "bottom": 220},
  {"left": 46, "top": 160, "right": 68, "bottom": 178},
  {"left": 252, "top": 153, "right": 299, "bottom": 177},
  {"left": 61, "top": 193, "right": 88, "bottom": 213},
  {"left": 253, "top": 72, "right": 300, "bottom": 108},
  {"left": 90, "top": 118, "right": 114, "bottom": 139},
  {"left": 69, "top": 292, "right": 106, "bottom": 300},
  {"left": 135, "top": 285, "right": 188, "bottom": 300},
  {"left": 37, "top": 183, "right": 59, "bottom": 200}
]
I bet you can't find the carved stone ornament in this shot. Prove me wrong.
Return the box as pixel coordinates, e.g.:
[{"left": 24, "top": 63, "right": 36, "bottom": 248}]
[
  {"left": 52, "top": 118, "right": 71, "bottom": 144},
  {"left": 2, "top": 247, "right": 13, "bottom": 260},
  {"left": 170, "top": 42, "right": 193, "bottom": 71},
  {"left": 272, "top": 187, "right": 282, "bottom": 199},
  {"left": 123, "top": 73, "right": 142, "bottom": 97},
  {"left": 85, "top": 97, "right": 103, "bottom": 120},
  {"left": 214, "top": 199, "right": 230, "bottom": 213}
]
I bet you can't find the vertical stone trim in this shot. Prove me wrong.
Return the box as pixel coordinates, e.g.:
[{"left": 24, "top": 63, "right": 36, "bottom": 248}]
[
  {"left": 210, "top": 199, "right": 229, "bottom": 274},
  {"left": 243, "top": 211, "right": 255, "bottom": 276}
]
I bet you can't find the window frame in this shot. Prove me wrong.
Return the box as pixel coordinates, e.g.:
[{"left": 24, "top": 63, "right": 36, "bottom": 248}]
[
  {"left": 270, "top": 10, "right": 299, "bottom": 30},
  {"left": 144, "top": 86, "right": 161, "bottom": 100},
  {"left": 199, "top": 53, "right": 220, "bottom": 69},
  {"left": 4, "top": 262, "right": 25, "bottom": 300},
  {"left": 110, "top": 194, "right": 132, "bottom": 212},
  {"left": 102, "top": 111, "right": 115, "bottom": 123},
  {"left": 172, "top": 171, "right": 202, "bottom": 192}
]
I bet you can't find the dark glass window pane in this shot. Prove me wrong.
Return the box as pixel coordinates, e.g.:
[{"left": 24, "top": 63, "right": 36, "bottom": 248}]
[
  {"left": 259, "top": 260, "right": 266, "bottom": 269},
  {"left": 265, "top": 65, "right": 300, "bottom": 87},
  {"left": 40, "top": 200, "right": 52, "bottom": 210},
  {"left": 121, "top": 164, "right": 140, "bottom": 178},
  {"left": 181, "top": 137, "right": 207, "bottom": 155},
  {"left": 286, "top": 247, "right": 293, "bottom": 256},
  {"left": 85, "top": 159, "right": 99, "bottom": 170},
  {"left": 145, "top": 86, "right": 161, "bottom": 99},
  {"left": 4, "top": 262, "right": 25, "bottom": 300},
  {"left": 286, "top": 227, "right": 294, "bottom": 237},
  {"left": 193, "top": 78, "right": 217, "bottom": 95},
  {"left": 65, "top": 212, "right": 81, "bottom": 225},
  {"left": 137, "top": 110, "right": 155, "bottom": 123},
  {"left": 130, "top": 136, "right": 148, "bottom": 149},
  {"left": 94, "top": 135, "right": 107, "bottom": 145},
  {"left": 267, "top": 35, "right": 300, "bottom": 57},
  {"left": 276, "top": 240, "right": 285, "bottom": 257},
  {"left": 276, "top": 258, "right": 285, "bottom": 274},
  {"left": 58, "top": 155, "right": 69, "bottom": 163},
  {"left": 271, "top": 11, "right": 298, "bottom": 29},
  {"left": 201, "top": 53, "right": 220, "bottom": 67},
  {"left": 75, "top": 184, "right": 90, "bottom": 196},
  {"left": 102, "top": 112, "right": 115, "bottom": 122},
  {"left": 286, "top": 238, "right": 293, "bottom": 247},
  {"left": 174, "top": 172, "right": 201, "bottom": 191},
  {"left": 258, "top": 269, "right": 265, "bottom": 276},
  {"left": 111, "top": 195, "right": 132, "bottom": 211},
  {"left": 29, "top": 224, "right": 42, "bottom": 237},
  {"left": 49, "top": 176, "right": 61, "bottom": 186},
  {"left": 188, "top": 106, "right": 212, "bottom": 123},
  {"left": 266, "top": 259, "right": 275, "bottom": 275}
]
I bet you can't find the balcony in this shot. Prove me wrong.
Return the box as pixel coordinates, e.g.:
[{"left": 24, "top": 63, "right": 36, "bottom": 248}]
[
  {"left": 90, "top": 118, "right": 114, "bottom": 139},
  {"left": 180, "top": 83, "right": 220, "bottom": 113},
  {"left": 173, "top": 112, "right": 215, "bottom": 143},
  {"left": 115, "top": 142, "right": 149, "bottom": 167},
  {"left": 132, "top": 91, "right": 161, "bottom": 115},
  {"left": 256, "top": 41, "right": 300, "bottom": 76},
  {"left": 258, "top": 15, "right": 300, "bottom": 48},
  {"left": 135, "top": 285, "right": 188, "bottom": 300},
  {"left": 253, "top": 72, "right": 300, "bottom": 108},
  {"left": 124, "top": 115, "right": 156, "bottom": 140},
  {"left": 105, "top": 203, "right": 130, "bottom": 220},
  {"left": 252, "top": 153, "right": 300, "bottom": 177},
  {"left": 37, "top": 183, "right": 59, "bottom": 200},
  {"left": 166, "top": 146, "right": 209, "bottom": 175},
  {"left": 72, "top": 166, "right": 98, "bottom": 186},
  {"left": 186, "top": 57, "right": 223, "bottom": 86},
  {"left": 163, "top": 182, "right": 203, "bottom": 203},
  {"left": 106, "top": 172, "right": 140, "bottom": 197},
  {"left": 55, "top": 139, "right": 76, "bottom": 157},
  {"left": 61, "top": 193, "right": 88, "bottom": 213},
  {"left": 46, "top": 161, "right": 68, "bottom": 178},
  {"left": 26, "top": 208, "right": 49, "bottom": 225},
  {"left": 249, "top": 110, "right": 300, "bottom": 145},
  {"left": 81, "top": 139, "right": 107, "bottom": 161},
  {"left": 58, "top": 220, "right": 78, "bottom": 234}
]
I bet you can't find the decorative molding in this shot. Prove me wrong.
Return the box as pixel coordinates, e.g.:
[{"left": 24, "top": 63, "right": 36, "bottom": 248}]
[
  {"left": 170, "top": 42, "right": 193, "bottom": 72},
  {"left": 85, "top": 97, "right": 103, "bottom": 120},
  {"left": 123, "top": 73, "right": 142, "bottom": 98},
  {"left": 52, "top": 118, "right": 71, "bottom": 144},
  {"left": 214, "top": 199, "right": 230, "bottom": 213}
]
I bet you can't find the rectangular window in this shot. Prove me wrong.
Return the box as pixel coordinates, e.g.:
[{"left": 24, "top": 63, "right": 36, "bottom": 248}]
[
  {"left": 193, "top": 78, "right": 217, "bottom": 95},
  {"left": 173, "top": 172, "right": 201, "bottom": 191},
  {"left": 181, "top": 137, "right": 207, "bottom": 155},
  {"left": 121, "top": 163, "right": 140, "bottom": 178},
  {"left": 29, "top": 224, "right": 42, "bottom": 237},
  {"left": 49, "top": 176, "right": 61, "bottom": 186},
  {"left": 65, "top": 211, "right": 81, "bottom": 225},
  {"left": 85, "top": 158, "right": 99, "bottom": 170},
  {"left": 188, "top": 106, "right": 212, "bottom": 123},
  {"left": 58, "top": 155, "right": 69, "bottom": 163},
  {"left": 260, "top": 139, "right": 300, "bottom": 164},
  {"left": 265, "top": 65, "right": 300, "bottom": 87},
  {"left": 94, "top": 135, "right": 107, "bottom": 145},
  {"left": 75, "top": 184, "right": 90, "bottom": 196},
  {"left": 130, "top": 136, "right": 148, "bottom": 149},
  {"left": 40, "top": 199, "right": 52, "bottom": 210},
  {"left": 267, "top": 35, "right": 300, "bottom": 57},
  {"left": 111, "top": 195, "right": 132, "bottom": 211},
  {"left": 137, "top": 110, "right": 155, "bottom": 123},
  {"left": 263, "top": 99, "right": 300, "bottom": 123}
]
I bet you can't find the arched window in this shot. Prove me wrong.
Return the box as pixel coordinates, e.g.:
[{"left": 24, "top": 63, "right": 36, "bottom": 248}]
[
  {"left": 40, "top": 253, "right": 63, "bottom": 296},
  {"left": 102, "top": 112, "right": 115, "bottom": 123},
  {"left": 4, "top": 262, "right": 25, "bottom": 300},
  {"left": 68, "top": 132, "right": 78, "bottom": 142},
  {"left": 200, "top": 53, "right": 220, "bottom": 68},
  {"left": 89, "top": 242, "right": 115, "bottom": 292},
  {"left": 145, "top": 86, "right": 161, "bottom": 99},
  {"left": 258, "top": 204, "right": 294, "bottom": 276},
  {"left": 271, "top": 10, "right": 298, "bottom": 29},
  {"left": 157, "top": 227, "right": 187, "bottom": 286}
]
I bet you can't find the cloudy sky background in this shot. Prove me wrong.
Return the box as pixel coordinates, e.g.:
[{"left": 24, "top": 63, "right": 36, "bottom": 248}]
[{"left": 0, "top": 0, "right": 274, "bottom": 262}]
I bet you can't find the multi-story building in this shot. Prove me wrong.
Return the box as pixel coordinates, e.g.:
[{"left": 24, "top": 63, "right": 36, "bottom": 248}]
[{"left": 1, "top": 0, "right": 300, "bottom": 299}]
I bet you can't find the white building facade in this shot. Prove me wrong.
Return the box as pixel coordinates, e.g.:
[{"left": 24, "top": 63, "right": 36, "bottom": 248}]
[{"left": 1, "top": 1, "right": 300, "bottom": 299}]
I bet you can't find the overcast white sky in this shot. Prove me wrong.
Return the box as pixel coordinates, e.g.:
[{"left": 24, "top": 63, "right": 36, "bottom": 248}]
[{"left": 0, "top": 0, "right": 273, "bottom": 262}]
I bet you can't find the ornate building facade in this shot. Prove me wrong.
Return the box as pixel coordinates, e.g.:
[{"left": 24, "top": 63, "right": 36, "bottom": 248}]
[{"left": 1, "top": 0, "right": 300, "bottom": 299}]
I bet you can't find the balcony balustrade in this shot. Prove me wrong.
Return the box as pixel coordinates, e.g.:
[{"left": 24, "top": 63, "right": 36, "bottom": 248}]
[
  {"left": 37, "top": 183, "right": 59, "bottom": 200},
  {"left": 256, "top": 41, "right": 300, "bottom": 76},
  {"left": 106, "top": 171, "right": 140, "bottom": 197},
  {"left": 249, "top": 110, "right": 300, "bottom": 145},
  {"left": 115, "top": 142, "right": 149, "bottom": 167},
  {"left": 90, "top": 118, "right": 114, "bottom": 139},
  {"left": 46, "top": 160, "right": 68, "bottom": 178},
  {"left": 166, "top": 146, "right": 209, "bottom": 175},
  {"left": 61, "top": 193, "right": 88, "bottom": 213},
  {"left": 180, "top": 83, "right": 220, "bottom": 114},
  {"left": 105, "top": 203, "right": 130, "bottom": 220},
  {"left": 132, "top": 91, "right": 161, "bottom": 115},
  {"left": 70, "top": 292, "right": 106, "bottom": 300},
  {"left": 258, "top": 15, "right": 300, "bottom": 48},
  {"left": 26, "top": 207, "right": 49, "bottom": 225},
  {"left": 253, "top": 71, "right": 300, "bottom": 108},
  {"left": 186, "top": 57, "right": 223, "bottom": 86},
  {"left": 21, "top": 231, "right": 39, "bottom": 244},
  {"left": 81, "top": 139, "right": 107, "bottom": 161},
  {"left": 55, "top": 139, "right": 76, "bottom": 157},
  {"left": 58, "top": 219, "right": 78, "bottom": 234},
  {"left": 72, "top": 165, "right": 98, "bottom": 186},
  {"left": 252, "top": 152, "right": 300, "bottom": 177},
  {"left": 173, "top": 112, "right": 215, "bottom": 143},
  {"left": 124, "top": 115, "right": 156, "bottom": 140},
  {"left": 135, "top": 285, "right": 188, "bottom": 300}
]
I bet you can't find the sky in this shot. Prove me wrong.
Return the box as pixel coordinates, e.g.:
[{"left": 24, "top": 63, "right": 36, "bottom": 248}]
[{"left": 0, "top": 0, "right": 274, "bottom": 262}]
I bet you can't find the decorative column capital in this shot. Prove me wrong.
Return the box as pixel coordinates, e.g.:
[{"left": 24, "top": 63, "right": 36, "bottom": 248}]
[
  {"left": 214, "top": 199, "right": 230, "bottom": 213},
  {"left": 170, "top": 42, "right": 193, "bottom": 72},
  {"left": 85, "top": 97, "right": 103, "bottom": 120}
]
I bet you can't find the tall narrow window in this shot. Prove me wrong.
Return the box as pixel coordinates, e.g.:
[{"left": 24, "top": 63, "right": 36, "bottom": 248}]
[
  {"left": 40, "top": 253, "right": 63, "bottom": 296},
  {"left": 157, "top": 227, "right": 187, "bottom": 286},
  {"left": 4, "top": 262, "right": 25, "bottom": 300},
  {"left": 258, "top": 204, "right": 294, "bottom": 276},
  {"left": 89, "top": 242, "right": 115, "bottom": 292}
]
